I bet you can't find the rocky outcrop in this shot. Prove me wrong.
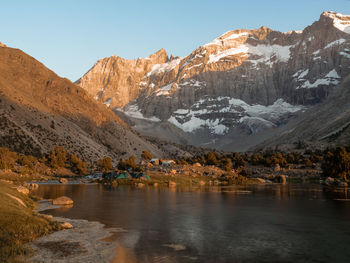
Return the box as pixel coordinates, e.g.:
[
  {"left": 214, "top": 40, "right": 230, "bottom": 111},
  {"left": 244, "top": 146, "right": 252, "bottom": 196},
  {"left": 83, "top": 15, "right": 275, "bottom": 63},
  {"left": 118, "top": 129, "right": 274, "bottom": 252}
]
[
  {"left": 76, "top": 49, "right": 169, "bottom": 108},
  {"left": 79, "top": 11, "right": 350, "bottom": 151}
]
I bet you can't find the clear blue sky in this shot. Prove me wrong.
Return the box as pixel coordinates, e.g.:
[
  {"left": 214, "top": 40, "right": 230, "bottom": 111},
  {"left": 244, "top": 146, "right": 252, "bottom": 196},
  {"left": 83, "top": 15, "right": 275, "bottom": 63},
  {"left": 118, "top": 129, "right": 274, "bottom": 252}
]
[{"left": 1, "top": 0, "right": 349, "bottom": 81}]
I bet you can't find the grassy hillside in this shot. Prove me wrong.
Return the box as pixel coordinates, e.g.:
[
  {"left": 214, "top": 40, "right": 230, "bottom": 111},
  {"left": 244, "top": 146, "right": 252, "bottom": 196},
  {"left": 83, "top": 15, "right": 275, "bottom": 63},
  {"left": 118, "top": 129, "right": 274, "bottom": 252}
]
[{"left": 0, "top": 182, "right": 60, "bottom": 263}]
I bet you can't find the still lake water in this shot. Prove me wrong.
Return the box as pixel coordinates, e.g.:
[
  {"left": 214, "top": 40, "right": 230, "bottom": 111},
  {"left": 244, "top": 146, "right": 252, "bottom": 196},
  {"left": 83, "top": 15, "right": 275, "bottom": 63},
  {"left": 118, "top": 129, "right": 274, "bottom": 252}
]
[{"left": 33, "top": 184, "right": 350, "bottom": 263}]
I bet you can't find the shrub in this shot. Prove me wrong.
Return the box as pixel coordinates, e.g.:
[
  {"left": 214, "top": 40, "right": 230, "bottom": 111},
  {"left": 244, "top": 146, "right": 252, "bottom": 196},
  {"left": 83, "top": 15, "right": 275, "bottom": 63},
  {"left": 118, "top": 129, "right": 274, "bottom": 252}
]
[
  {"left": 232, "top": 153, "right": 245, "bottom": 169},
  {"left": 141, "top": 150, "right": 153, "bottom": 161},
  {"left": 223, "top": 158, "right": 232, "bottom": 172},
  {"left": 17, "top": 155, "right": 37, "bottom": 169},
  {"left": 48, "top": 146, "right": 67, "bottom": 169},
  {"left": 118, "top": 155, "right": 142, "bottom": 171},
  {"left": 69, "top": 154, "right": 87, "bottom": 175},
  {"left": 322, "top": 147, "right": 350, "bottom": 180},
  {"left": 0, "top": 147, "right": 18, "bottom": 169},
  {"left": 250, "top": 153, "right": 264, "bottom": 165},
  {"left": 206, "top": 152, "right": 217, "bottom": 165},
  {"left": 97, "top": 156, "right": 113, "bottom": 172}
]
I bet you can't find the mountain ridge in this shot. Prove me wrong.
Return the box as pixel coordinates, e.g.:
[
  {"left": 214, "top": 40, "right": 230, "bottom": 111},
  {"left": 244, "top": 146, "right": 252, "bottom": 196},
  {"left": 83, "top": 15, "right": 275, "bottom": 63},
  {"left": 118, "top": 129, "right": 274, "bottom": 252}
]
[
  {"left": 0, "top": 45, "right": 172, "bottom": 163},
  {"left": 78, "top": 11, "right": 350, "bottom": 151}
]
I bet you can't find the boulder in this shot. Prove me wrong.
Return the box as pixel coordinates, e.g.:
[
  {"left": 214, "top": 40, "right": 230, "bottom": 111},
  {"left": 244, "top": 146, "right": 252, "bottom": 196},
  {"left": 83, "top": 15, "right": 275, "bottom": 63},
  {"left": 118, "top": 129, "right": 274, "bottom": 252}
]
[
  {"left": 52, "top": 196, "right": 74, "bottom": 205},
  {"left": 59, "top": 178, "right": 68, "bottom": 184},
  {"left": 61, "top": 222, "right": 73, "bottom": 229},
  {"left": 199, "top": 180, "right": 206, "bottom": 186},
  {"left": 193, "top": 163, "right": 202, "bottom": 167},
  {"left": 137, "top": 183, "right": 145, "bottom": 188},
  {"left": 153, "top": 183, "right": 159, "bottom": 187},
  {"left": 16, "top": 186, "right": 29, "bottom": 195}
]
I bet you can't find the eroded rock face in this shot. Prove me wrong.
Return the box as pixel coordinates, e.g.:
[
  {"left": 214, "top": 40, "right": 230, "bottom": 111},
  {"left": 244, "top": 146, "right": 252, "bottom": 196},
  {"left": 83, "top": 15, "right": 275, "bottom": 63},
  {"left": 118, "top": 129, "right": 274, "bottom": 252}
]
[
  {"left": 79, "top": 12, "right": 350, "bottom": 149},
  {"left": 76, "top": 49, "right": 169, "bottom": 108}
]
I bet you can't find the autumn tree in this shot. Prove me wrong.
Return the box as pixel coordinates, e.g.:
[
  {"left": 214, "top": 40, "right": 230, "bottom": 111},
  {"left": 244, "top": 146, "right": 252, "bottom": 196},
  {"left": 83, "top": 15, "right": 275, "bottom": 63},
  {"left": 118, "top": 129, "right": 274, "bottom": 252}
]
[
  {"left": 232, "top": 152, "right": 245, "bottom": 169},
  {"left": 97, "top": 156, "right": 113, "bottom": 172},
  {"left": 17, "top": 155, "right": 37, "bottom": 169},
  {"left": 118, "top": 155, "right": 142, "bottom": 171},
  {"left": 0, "top": 147, "right": 18, "bottom": 169},
  {"left": 322, "top": 147, "right": 350, "bottom": 180},
  {"left": 48, "top": 146, "right": 68, "bottom": 168},
  {"left": 69, "top": 154, "right": 87, "bottom": 175},
  {"left": 206, "top": 152, "right": 217, "bottom": 165},
  {"left": 141, "top": 150, "right": 153, "bottom": 161}
]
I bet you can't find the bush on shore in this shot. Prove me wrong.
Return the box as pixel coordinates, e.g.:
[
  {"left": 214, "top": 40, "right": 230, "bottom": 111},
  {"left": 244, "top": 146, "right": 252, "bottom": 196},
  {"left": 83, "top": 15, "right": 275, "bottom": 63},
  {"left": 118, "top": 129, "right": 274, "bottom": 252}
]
[{"left": 322, "top": 147, "right": 350, "bottom": 180}]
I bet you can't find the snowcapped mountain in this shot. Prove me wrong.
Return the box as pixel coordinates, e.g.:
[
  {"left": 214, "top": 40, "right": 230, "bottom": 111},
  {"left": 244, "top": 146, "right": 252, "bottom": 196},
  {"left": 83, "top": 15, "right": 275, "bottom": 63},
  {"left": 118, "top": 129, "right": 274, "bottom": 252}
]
[{"left": 78, "top": 11, "right": 350, "bottom": 151}]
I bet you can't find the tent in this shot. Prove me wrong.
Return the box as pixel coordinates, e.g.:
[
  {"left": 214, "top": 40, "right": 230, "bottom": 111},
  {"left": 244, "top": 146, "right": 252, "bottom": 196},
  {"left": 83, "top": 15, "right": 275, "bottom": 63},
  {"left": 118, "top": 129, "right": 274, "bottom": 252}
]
[
  {"left": 130, "top": 172, "right": 150, "bottom": 180},
  {"left": 116, "top": 173, "right": 128, "bottom": 179},
  {"left": 102, "top": 171, "right": 118, "bottom": 180}
]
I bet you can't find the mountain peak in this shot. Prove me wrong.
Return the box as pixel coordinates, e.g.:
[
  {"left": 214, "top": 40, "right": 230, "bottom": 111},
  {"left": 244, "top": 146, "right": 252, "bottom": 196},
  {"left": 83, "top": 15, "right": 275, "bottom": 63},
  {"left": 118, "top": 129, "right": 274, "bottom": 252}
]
[
  {"left": 147, "top": 48, "right": 168, "bottom": 61},
  {"left": 322, "top": 11, "right": 350, "bottom": 19},
  {"left": 321, "top": 11, "right": 350, "bottom": 34}
]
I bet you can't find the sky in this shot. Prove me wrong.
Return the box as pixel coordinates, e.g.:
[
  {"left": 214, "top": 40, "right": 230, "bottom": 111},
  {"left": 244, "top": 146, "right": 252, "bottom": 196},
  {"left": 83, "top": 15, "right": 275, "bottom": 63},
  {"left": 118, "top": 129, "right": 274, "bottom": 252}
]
[{"left": 1, "top": 0, "right": 350, "bottom": 81}]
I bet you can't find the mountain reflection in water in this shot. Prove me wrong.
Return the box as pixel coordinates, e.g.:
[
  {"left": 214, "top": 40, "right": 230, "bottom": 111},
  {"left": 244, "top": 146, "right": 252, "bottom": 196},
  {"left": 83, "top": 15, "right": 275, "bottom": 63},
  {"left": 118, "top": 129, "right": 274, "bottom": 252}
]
[{"left": 33, "top": 184, "right": 350, "bottom": 263}]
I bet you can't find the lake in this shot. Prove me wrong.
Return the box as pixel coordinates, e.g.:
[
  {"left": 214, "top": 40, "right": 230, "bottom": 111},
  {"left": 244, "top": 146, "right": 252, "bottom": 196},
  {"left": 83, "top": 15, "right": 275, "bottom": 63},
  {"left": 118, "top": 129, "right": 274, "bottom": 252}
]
[{"left": 33, "top": 183, "right": 350, "bottom": 263}]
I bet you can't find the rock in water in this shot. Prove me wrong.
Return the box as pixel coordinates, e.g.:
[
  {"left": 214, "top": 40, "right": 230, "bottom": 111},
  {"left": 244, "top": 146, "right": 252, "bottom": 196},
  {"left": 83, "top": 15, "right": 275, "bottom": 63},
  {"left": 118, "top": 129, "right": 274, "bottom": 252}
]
[
  {"left": 59, "top": 178, "right": 68, "bottom": 184},
  {"left": 52, "top": 196, "right": 74, "bottom": 205}
]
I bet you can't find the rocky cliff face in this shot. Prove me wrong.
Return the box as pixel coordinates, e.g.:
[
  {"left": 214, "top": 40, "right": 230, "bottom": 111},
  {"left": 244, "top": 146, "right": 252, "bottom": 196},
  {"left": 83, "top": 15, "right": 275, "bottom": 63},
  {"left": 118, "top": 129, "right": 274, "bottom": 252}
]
[
  {"left": 79, "top": 12, "right": 350, "bottom": 150},
  {"left": 76, "top": 49, "right": 168, "bottom": 108}
]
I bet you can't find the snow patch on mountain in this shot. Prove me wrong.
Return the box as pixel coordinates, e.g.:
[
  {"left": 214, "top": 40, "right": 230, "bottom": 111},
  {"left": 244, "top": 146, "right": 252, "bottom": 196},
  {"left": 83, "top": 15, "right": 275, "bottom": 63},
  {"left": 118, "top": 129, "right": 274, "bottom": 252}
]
[
  {"left": 298, "top": 69, "right": 340, "bottom": 89},
  {"left": 168, "top": 98, "right": 303, "bottom": 135},
  {"left": 118, "top": 104, "right": 161, "bottom": 122},
  {"left": 293, "top": 69, "right": 309, "bottom": 80},
  {"left": 146, "top": 58, "right": 182, "bottom": 76},
  {"left": 208, "top": 44, "right": 292, "bottom": 65},
  {"left": 204, "top": 31, "right": 249, "bottom": 47},
  {"left": 325, "top": 12, "right": 350, "bottom": 34},
  {"left": 340, "top": 51, "right": 350, "bottom": 58},
  {"left": 325, "top": 39, "right": 346, "bottom": 49},
  {"left": 155, "top": 83, "right": 173, "bottom": 96}
]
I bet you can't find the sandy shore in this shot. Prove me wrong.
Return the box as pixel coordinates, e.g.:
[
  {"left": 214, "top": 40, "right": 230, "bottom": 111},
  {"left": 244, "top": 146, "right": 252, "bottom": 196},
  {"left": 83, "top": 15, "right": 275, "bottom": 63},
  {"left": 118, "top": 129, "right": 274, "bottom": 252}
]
[{"left": 28, "top": 201, "right": 120, "bottom": 263}]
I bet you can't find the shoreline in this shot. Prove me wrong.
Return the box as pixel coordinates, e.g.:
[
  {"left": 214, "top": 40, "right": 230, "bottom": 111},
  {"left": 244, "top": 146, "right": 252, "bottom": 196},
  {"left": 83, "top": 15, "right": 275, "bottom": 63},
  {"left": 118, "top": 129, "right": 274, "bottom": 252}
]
[{"left": 28, "top": 200, "right": 120, "bottom": 263}]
